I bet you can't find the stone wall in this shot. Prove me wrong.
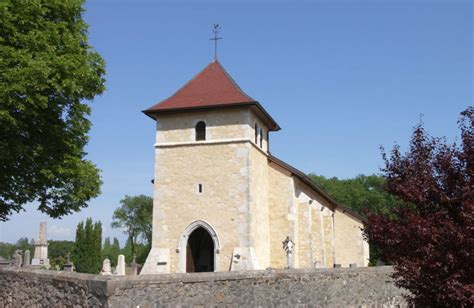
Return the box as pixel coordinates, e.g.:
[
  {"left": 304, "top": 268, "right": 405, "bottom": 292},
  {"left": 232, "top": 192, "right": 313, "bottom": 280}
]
[
  {"left": 268, "top": 163, "right": 294, "bottom": 268},
  {"left": 0, "top": 266, "right": 407, "bottom": 307},
  {"left": 143, "top": 108, "right": 257, "bottom": 274},
  {"left": 0, "top": 268, "right": 107, "bottom": 307}
]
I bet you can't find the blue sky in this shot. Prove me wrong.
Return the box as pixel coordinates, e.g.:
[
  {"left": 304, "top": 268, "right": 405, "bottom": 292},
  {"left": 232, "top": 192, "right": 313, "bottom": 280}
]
[{"left": 1, "top": 0, "right": 472, "bottom": 245}]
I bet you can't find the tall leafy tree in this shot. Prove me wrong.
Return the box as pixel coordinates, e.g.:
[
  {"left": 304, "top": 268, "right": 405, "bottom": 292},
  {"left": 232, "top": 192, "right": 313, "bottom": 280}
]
[
  {"left": 364, "top": 108, "right": 474, "bottom": 307},
  {"left": 72, "top": 218, "right": 102, "bottom": 274},
  {"left": 0, "top": 0, "right": 106, "bottom": 221},
  {"left": 111, "top": 195, "right": 153, "bottom": 258},
  {"left": 15, "top": 237, "right": 34, "bottom": 252},
  {"left": 0, "top": 242, "right": 16, "bottom": 259},
  {"left": 120, "top": 238, "right": 150, "bottom": 265},
  {"left": 309, "top": 174, "right": 400, "bottom": 215}
]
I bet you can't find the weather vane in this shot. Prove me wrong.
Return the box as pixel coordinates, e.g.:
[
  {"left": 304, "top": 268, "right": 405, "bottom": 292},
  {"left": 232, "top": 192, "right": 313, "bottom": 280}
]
[{"left": 210, "top": 24, "right": 222, "bottom": 61}]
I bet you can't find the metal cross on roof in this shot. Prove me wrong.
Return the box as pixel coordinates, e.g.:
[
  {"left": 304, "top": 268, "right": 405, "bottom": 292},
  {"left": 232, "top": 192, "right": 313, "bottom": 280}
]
[{"left": 210, "top": 24, "right": 222, "bottom": 61}]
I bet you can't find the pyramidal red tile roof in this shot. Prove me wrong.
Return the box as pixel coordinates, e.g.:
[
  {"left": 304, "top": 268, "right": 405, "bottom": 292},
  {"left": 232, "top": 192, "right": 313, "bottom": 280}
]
[{"left": 143, "top": 60, "right": 280, "bottom": 131}]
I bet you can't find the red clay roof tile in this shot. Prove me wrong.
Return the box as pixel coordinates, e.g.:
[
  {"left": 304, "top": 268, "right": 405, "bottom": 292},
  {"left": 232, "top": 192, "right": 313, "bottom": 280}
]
[
  {"left": 143, "top": 60, "right": 280, "bottom": 131},
  {"left": 147, "top": 60, "right": 254, "bottom": 110}
]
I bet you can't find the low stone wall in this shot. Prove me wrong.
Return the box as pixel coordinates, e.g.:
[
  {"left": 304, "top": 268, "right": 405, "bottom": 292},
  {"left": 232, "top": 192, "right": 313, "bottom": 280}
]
[
  {"left": 0, "top": 266, "right": 407, "bottom": 307},
  {"left": 0, "top": 268, "right": 108, "bottom": 307}
]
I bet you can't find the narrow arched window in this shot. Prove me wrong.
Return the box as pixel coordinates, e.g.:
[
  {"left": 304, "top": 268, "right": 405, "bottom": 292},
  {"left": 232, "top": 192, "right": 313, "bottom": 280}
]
[
  {"left": 260, "top": 128, "right": 263, "bottom": 148},
  {"left": 195, "top": 121, "right": 206, "bottom": 141},
  {"left": 254, "top": 123, "right": 258, "bottom": 144}
]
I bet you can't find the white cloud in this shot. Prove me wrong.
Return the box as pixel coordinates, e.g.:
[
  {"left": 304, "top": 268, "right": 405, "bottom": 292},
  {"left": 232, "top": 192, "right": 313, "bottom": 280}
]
[{"left": 48, "top": 225, "right": 73, "bottom": 240}]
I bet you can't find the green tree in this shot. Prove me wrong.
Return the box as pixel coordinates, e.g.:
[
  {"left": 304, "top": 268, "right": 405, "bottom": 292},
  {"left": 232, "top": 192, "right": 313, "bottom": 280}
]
[
  {"left": 0, "top": 0, "right": 106, "bottom": 221},
  {"left": 120, "top": 238, "right": 149, "bottom": 265},
  {"left": 0, "top": 238, "right": 33, "bottom": 260},
  {"left": 101, "top": 236, "right": 120, "bottom": 267},
  {"left": 309, "top": 174, "right": 399, "bottom": 215},
  {"left": 72, "top": 218, "right": 102, "bottom": 273},
  {"left": 110, "top": 237, "right": 121, "bottom": 267},
  {"left": 48, "top": 240, "right": 74, "bottom": 269},
  {"left": 15, "top": 237, "right": 33, "bottom": 252},
  {"left": 121, "top": 237, "right": 133, "bottom": 264},
  {"left": 102, "top": 236, "right": 111, "bottom": 257},
  {"left": 0, "top": 242, "right": 16, "bottom": 259},
  {"left": 136, "top": 242, "right": 151, "bottom": 265},
  {"left": 111, "top": 195, "right": 153, "bottom": 258}
]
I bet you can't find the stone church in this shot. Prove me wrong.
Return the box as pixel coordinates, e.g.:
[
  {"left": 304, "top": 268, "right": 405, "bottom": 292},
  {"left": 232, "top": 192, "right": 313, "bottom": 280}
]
[{"left": 141, "top": 60, "right": 369, "bottom": 275}]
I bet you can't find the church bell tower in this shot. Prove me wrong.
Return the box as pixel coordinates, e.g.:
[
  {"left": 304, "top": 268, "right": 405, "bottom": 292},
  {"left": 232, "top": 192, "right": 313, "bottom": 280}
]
[{"left": 141, "top": 60, "right": 280, "bottom": 274}]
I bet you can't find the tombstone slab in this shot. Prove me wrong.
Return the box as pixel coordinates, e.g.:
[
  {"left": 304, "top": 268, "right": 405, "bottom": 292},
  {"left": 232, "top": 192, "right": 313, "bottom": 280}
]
[
  {"left": 116, "top": 254, "right": 126, "bottom": 276},
  {"left": 130, "top": 255, "right": 138, "bottom": 276},
  {"left": 22, "top": 250, "right": 30, "bottom": 267},
  {"left": 101, "top": 258, "right": 112, "bottom": 275},
  {"left": 14, "top": 250, "right": 22, "bottom": 267}
]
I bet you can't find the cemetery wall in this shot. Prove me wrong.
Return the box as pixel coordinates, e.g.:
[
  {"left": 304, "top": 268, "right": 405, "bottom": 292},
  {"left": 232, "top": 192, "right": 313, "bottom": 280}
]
[
  {"left": 0, "top": 266, "right": 407, "bottom": 307},
  {"left": 0, "top": 268, "right": 107, "bottom": 306}
]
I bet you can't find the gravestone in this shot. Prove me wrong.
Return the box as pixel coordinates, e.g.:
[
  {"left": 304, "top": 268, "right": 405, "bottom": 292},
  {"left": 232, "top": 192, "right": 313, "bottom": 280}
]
[
  {"left": 116, "top": 255, "right": 126, "bottom": 276},
  {"left": 22, "top": 250, "right": 30, "bottom": 267},
  {"left": 63, "top": 253, "right": 74, "bottom": 272},
  {"left": 14, "top": 250, "right": 22, "bottom": 267},
  {"left": 31, "top": 222, "right": 50, "bottom": 269},
  {"left": 101, "top": 258, "right": 112, "bottom": 275},
  {"left": 130, "top": 255, "right": 138, "bottom": 276}
]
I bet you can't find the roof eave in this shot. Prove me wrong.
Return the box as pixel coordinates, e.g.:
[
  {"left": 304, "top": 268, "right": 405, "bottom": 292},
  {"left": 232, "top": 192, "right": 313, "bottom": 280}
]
[{"left": 143, "top": 101, "right": 281, "bottom": 131}]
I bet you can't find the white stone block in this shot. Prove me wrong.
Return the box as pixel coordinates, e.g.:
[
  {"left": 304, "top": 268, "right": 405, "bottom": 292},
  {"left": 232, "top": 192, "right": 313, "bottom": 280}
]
[
  {"left": 140, "top": 248, "right": 170, "bottom": 275},
  {"left": 116, "top": 255, "right": 126, "bottom": 276},
  {"left": 230, "top": 247, "right": 260, "bottom": 271}
]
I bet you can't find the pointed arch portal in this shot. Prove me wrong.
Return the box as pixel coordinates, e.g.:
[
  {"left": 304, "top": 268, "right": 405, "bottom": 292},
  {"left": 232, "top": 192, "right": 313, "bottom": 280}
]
[
  {"left": 186, "top": 227, "right": 214, "bottom": 272},
  {"left": 178, "top": 220, "right": 221, "bottom": 273}
]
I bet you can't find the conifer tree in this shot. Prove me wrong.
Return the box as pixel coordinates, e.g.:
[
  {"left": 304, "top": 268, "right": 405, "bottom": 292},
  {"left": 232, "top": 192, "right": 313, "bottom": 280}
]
[
  {"left": 101, "top": 236, "right": 121, "bottom": 266},
  {"left": 102, "top": 236, "right": 111, "bottom": 258},
  {"left": 109, "top": 237, "right": 121, "bottom": 267},
  {"left": 72, "top": 218, "right": 102, "bottom": 273}
]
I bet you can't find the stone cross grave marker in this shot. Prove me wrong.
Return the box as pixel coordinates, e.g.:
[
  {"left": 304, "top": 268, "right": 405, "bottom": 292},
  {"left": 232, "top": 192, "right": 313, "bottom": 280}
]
[{"left": 282, "top": 236, "right": 295, "bottom": 269}]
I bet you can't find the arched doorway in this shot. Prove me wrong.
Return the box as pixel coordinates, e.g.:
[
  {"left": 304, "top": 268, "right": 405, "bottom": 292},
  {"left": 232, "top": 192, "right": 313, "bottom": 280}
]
[
  {"left": 186, "top": 227, "right": 214, "bottom": 272},
  {"left": 178, "top": 220, "right": 221, "bottom": 273}
]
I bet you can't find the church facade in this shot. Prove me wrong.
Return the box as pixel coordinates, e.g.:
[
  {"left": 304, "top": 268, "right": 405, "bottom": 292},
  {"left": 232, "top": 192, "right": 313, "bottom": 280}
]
[{"left": 141, "top": 60, "right": 369, "bottom": 275}]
